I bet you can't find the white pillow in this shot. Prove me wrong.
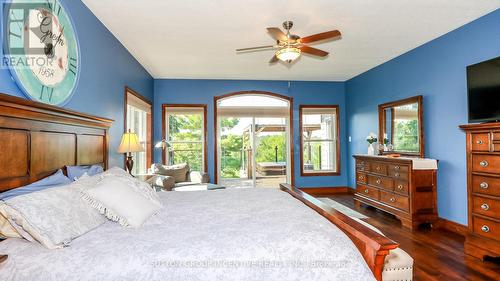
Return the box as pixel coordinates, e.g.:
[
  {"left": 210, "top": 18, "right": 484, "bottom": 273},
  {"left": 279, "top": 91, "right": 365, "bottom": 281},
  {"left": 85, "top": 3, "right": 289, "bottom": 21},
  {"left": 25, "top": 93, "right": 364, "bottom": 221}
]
[
  {"left": 0, "top": 184, "right": 107, "bottom": 249},
  {"left": 81, "top": 177, "right": 163, "bottom": 228},
  {"left": 75, "top": 167, "right": 161, "bottom": 206}
]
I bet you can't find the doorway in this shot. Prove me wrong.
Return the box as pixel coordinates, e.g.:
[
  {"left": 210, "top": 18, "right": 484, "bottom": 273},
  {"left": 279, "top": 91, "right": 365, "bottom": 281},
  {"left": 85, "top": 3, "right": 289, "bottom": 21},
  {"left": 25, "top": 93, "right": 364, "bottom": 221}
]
[{"left": 214, "top": 92, "right": 293, "bottom": 188}]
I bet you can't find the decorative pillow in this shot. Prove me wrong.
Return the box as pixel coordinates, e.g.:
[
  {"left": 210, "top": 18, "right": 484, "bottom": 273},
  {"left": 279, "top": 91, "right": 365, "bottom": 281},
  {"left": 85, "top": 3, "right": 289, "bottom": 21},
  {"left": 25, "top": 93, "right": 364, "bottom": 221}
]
[
  {"left": 72, "top": 167, "right": 139, "bottom": 193},
  {"left": 188, "top": 171, "right": 210, "bottom": 184},
  {"left": 74, "top": 166, "right": 160, "bottom": 203},
  {"left": 146, "top": 175, "right": 175, "bottom": 191},
  {"left": 0, "top": 169, "right": 71, "bottom": 201},
  {"left": 0, "top": 184, "right": 107, "bottom": 249},
  {"left": 67, "top": 164, "right": 104, "bottom": 181},
  {"left": 0, "top": 207, "right": 36, "bottom": 241},
  {"left": 152, "top": 163, "right": 189, "bottom": 183},
  {"left": 81, "top": 177, "right": 163, "bottom": 228},
  {"left": 0, "top": 212, "right": 21, "bottom": 239}
]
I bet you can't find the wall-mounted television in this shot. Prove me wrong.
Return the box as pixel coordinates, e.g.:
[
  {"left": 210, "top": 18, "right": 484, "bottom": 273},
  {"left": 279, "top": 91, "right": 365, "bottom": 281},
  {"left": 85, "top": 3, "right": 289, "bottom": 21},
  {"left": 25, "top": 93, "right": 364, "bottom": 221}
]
[{"left": 467, "top": 56, "right": 500, "bottom": 123}]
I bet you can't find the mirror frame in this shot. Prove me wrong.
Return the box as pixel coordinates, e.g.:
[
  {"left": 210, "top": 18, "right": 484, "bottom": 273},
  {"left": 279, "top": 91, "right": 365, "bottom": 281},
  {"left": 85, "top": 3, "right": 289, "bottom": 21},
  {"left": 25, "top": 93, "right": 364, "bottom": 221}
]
[{"left": 378, "top": 95, "right": 424, "bottom": 158}]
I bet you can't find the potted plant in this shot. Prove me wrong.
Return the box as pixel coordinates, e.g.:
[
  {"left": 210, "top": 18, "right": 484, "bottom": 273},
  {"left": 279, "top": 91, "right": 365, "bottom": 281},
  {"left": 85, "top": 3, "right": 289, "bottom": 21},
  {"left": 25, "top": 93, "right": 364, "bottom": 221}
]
[{"left": 383, "top": 133, "right": 389, "bottom": 151}]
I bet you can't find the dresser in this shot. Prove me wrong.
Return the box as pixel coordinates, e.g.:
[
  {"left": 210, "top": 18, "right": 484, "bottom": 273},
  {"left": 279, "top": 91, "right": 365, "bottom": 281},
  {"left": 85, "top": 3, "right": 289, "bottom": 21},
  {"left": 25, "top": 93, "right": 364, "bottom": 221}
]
[
  {"left": 460, "top": 123, "right": 500, "bottom": 260},
  {"left": 353, "top": 155, "right": 438, "bottom": 229}
]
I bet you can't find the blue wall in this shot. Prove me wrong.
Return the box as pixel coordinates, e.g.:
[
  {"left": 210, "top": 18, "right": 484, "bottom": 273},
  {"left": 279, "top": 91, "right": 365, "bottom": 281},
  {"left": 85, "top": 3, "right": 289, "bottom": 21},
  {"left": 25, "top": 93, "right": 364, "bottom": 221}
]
[
  {"left": 154, "top": 79, "right": 347, "bottom": 188},
  {"left": 0, "top": 0, "right": 154, "bottom": 168},
  {"left": 346, "top": 9, "right": 500, "bottom": 225}
]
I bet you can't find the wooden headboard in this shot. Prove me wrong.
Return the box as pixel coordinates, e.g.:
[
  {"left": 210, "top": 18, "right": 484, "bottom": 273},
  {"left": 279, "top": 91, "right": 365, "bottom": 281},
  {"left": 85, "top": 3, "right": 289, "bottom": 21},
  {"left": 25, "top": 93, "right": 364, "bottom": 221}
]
[{"left": 0, "top": 93, "right": 113, "bottom": 192}]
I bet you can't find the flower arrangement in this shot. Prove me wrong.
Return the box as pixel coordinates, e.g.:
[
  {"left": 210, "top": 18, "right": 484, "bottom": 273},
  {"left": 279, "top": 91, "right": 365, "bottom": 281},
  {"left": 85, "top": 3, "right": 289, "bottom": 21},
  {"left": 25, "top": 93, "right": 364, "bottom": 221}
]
[
  {"left": 383, "top": 133, "right": 389, "bottom": 145},
  {"left": 366, "top": 133, "right": 378, "bottom": 144}
]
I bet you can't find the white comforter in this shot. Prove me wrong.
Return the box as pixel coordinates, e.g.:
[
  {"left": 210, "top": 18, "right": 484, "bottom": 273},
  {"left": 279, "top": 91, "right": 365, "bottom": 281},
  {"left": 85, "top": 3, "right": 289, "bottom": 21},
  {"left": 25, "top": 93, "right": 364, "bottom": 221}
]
[{"left": 0, "top": 188, "right": 375, "bottom": 281}]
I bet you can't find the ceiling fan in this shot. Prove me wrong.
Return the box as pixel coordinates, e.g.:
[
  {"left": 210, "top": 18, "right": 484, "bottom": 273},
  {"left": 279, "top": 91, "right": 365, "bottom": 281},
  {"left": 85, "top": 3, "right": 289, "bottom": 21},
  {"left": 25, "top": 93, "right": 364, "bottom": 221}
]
[{"left": 236, "top": 21, "right": 341, "bottom": 64}]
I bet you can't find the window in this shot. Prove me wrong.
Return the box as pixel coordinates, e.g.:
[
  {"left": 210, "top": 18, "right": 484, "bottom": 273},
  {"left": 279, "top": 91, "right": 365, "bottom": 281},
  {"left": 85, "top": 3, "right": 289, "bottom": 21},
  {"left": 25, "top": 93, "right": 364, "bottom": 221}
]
[
  {"left": 300, "top": 105, "right": 340, "bottom": 176},
  {"left": 163, "top": 105, "right": 207, "bottom": 172},
  {"left": 125, "top": 87, "right": 152, "bottom": 175}
]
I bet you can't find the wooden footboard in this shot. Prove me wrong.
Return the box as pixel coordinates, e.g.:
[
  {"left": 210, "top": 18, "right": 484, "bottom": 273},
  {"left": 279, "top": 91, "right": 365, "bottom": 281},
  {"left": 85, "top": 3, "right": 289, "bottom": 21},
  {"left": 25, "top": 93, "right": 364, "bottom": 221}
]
[{"left": 280, "top": 184, "right": 398, "bottom": 281}]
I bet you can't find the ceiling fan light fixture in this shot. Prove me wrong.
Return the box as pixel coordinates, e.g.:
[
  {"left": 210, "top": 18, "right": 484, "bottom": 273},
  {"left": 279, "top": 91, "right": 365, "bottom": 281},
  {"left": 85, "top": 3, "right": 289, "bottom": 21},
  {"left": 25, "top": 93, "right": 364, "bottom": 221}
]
[{"left": 276, "top": 47, "right": 301, "bottom": 63}]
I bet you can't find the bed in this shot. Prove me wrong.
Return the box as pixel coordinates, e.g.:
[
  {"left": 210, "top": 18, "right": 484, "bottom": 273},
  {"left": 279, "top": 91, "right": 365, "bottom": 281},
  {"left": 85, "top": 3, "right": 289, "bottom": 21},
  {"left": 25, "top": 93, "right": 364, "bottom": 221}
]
[{"left": 0, "top": 93, "right": 398, "bottom": 280}]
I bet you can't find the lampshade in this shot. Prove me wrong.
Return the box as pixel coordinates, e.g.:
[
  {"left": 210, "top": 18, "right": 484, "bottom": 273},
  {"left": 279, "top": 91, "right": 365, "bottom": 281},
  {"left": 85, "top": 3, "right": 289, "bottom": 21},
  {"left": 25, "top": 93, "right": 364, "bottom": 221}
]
[
  {"left": 276, "top": 47, "right": 301, "bottom": 63},
  {"left": 117, "top": 131, "right": 144, "bottom": 153}
]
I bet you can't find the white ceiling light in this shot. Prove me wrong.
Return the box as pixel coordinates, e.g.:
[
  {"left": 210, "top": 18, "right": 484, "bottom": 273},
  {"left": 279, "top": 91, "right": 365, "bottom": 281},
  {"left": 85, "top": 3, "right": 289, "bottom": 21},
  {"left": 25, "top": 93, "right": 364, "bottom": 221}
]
[{"left": 276, "top": 47, "right": 301, "bottom": 63}]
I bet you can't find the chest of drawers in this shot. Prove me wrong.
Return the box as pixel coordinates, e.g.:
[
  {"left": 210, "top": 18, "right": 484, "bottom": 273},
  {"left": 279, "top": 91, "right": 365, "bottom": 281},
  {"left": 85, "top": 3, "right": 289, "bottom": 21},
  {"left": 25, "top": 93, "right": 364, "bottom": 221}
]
[
  {"left": 353, "top": 155, "right": 438, "bottom": 229},
  {"left": 460, "top": 123, "right": 500, "bottom": 260}
]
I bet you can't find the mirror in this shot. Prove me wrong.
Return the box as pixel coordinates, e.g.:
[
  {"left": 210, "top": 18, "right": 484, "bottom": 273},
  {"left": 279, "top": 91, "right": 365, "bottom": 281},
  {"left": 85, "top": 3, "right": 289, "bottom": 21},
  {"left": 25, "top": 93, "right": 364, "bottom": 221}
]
[{"left": 379, "top": 95, "right": 424, "bottom": 157}]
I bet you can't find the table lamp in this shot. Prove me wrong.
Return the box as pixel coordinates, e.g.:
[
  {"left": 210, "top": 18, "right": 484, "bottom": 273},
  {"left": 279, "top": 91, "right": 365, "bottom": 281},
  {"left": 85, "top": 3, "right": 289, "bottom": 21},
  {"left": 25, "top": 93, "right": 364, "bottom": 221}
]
[{"left": 117, "top": 130, "right": 144, "bottom": 175}]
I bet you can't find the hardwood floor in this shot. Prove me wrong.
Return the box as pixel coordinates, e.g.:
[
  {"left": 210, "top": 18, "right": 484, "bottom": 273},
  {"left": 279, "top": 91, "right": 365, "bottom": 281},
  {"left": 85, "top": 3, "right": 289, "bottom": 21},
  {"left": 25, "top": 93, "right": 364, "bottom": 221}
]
[{"left": 325, "top": 194, "right": 500, "bottom": 281}]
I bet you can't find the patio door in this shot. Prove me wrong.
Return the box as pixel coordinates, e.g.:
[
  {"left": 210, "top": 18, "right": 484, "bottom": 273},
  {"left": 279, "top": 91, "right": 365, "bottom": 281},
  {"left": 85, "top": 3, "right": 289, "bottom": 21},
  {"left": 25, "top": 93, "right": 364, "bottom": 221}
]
[
  {"left": 216, "top": 94, "right": 291, "bottom": 188},
  {"left": 254, "top": 117, "right": 288, "bottom": 188}
]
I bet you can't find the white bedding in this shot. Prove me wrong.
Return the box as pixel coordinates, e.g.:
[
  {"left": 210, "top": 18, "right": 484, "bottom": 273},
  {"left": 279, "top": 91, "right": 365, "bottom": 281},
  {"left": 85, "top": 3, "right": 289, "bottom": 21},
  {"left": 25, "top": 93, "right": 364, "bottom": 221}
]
[{"left": 0, "top": 188, "right": 375, "bottom": 281}]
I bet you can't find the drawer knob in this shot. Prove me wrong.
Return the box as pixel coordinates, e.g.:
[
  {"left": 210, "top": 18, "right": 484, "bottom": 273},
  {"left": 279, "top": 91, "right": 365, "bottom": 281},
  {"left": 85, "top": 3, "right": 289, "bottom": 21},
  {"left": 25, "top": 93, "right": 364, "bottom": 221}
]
[
  {"left": 364, "top": 189, "right": 369, "bottom": 194},
  {"left": 376, "top": 166, "right": 381, "bottom": 171},
  {"left": 395, "top": 172, "right": 400, "bottom": 177},
  {"left": 359, "top": 175, "right": 364, "bottom": 180},
  {"left": 476, "top": 140, "right": 483, "bottom": 145},
  {"left": 397, "top": 184, "right": 404, "bottom": 190},
  {"left": 395, "top": 166, "right": 400, "bottom": 170},
  {"left": 481, "top": 225, "right": 490, "bottom": 233},
  {"left": 480, "top": 182, "right": 489, "bottom": 189},
  {"left": 376, "top": 179, "right": 381, "bottom": 184},
  {"left": 479, "top": 160, "right": 488, "bottom": 167},
  {"left": 390, "top": 197, "right": 396, "bottom": 202},
  {"left": 481, "top": 203, "right": 490, "bottom": 211}
]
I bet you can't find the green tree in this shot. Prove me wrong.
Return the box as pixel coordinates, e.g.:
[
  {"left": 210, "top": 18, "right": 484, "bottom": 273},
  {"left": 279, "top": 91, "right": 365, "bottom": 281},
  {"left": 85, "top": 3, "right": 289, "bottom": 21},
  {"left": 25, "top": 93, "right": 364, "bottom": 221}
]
[
  {"left": 168, "top": 114, "right": 204, "bottom": 171},
  {"left": 393, "top": 119, "right": 418, "bottom": 152},
  {"left": 220, "top": 134, "right": 243, "bottom": 178},
  {"left": 256, "top": 135, "right": 286, "bottom": 163},
  {"left": 219, "top": 118, "right": 242, "bottom": 178}
]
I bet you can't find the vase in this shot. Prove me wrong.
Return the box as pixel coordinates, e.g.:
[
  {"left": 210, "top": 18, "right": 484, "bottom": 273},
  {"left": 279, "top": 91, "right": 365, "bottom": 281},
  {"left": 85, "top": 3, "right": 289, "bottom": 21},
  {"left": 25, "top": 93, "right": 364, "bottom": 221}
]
[
  {"left": 367, "top": 143, "right": 376, "bottom": 155},
  {"left": 387, "top": 144, "right": 393, "bottom": 152}
]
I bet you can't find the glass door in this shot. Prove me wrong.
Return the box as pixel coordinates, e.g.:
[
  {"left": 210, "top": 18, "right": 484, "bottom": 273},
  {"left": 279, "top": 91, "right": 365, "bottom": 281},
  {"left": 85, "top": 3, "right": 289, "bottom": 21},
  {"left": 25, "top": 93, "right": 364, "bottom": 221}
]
[
  {"left": 254, "top": 117, "right": 288, "bottom": 188},
  {"left": 216, "top": 94, "right": 291, "bottom": 188},
  {"left": 218, "top": 116, "right": 290, "bottom": 188},
  {"left": 219, "top": 117, "right": 253, "bottom": 188}
]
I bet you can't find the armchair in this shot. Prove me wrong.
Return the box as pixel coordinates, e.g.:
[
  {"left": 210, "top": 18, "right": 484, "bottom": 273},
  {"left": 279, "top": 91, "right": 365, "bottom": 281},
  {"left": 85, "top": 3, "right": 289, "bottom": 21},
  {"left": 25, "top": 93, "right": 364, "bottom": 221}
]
[{"left": 148, "top": 163, "right": 210, "bottom": 191}]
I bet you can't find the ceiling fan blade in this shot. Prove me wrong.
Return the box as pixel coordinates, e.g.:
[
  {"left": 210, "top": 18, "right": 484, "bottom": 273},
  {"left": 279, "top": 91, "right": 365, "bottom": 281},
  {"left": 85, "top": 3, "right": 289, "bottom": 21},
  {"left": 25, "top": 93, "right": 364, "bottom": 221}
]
[
  {"left": 236, "top": 45, "right": 276, "bottom": 52},
  {"left": 300, "top": 30, "right": 341, "bottom": 44},
  {"left": 269, "top": 55, "right": 279, "bottom": 64},
  {"left": 300, "top": 46, "right": 329, "bottom": 57},
  {"left": 267, "top": 27, "right": 287, "bottom": 41}
]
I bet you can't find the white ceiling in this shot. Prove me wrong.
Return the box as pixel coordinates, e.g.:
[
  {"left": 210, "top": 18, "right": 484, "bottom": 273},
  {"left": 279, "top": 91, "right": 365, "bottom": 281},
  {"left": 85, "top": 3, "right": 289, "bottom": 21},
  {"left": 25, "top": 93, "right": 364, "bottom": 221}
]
[{"left": 82, "top": 0, "right": 500, "bottom": 81}]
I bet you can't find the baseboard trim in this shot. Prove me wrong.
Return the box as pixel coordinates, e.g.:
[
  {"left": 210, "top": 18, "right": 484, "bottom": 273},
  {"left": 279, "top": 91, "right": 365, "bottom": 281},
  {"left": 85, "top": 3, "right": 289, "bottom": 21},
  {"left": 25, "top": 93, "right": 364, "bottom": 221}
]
[
  {"left": 299, "top": 186, "right": 352, "bottom": 196},
  {"left": 436, "top": 218, "right": 468, "bottom": 237}
]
